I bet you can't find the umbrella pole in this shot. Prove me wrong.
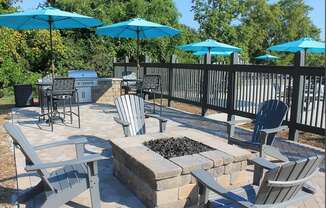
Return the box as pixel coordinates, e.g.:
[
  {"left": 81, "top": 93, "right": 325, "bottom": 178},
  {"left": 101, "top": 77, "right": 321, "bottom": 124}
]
[
  {"left": 136, "top": 30, "right": 140, "bottom": 79},
  {"left": 49, "top": 20, "right": 55, "bottom": 79}
]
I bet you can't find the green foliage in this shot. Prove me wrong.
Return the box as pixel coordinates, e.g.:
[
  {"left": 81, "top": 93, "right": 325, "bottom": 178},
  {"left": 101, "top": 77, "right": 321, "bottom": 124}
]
[
  {"left": 191, "top": 0, "right": 324, "bottom": 65},
  {"left": 0, "top": 26, "right": 40, "bottom": 97},
  {"left": 54, "top": 0, "right": 198, "bottom": 73},
  {"left": 0, "top": 0, "right": 324, "bottom": 98},
  {"left": 192, "top": 0, "right": 245, "bottom": 42}
]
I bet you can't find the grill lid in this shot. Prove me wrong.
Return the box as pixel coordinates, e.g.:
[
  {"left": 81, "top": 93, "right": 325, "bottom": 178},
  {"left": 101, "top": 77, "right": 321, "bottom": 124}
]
[{"left": 68, "top": 70, "right": 97, "bottom": 78}]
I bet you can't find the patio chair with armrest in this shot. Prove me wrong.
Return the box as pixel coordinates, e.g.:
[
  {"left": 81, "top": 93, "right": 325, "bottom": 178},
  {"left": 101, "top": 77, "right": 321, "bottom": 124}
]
[
  {"left": 4, "top": 122, "right": 108, "bottom": 208},
  {"left": 227, "top": 100, "right": 289, "bottom": 162},
  {"left": 114, "top": 94, "right": 167, "bottom": 137},
  {"left": 192, "top": 155, "right": 323, "bottom": 208}
]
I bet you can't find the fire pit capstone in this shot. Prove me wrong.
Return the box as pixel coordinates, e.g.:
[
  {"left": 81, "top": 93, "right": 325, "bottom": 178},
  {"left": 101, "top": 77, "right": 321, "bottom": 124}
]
[{"left": 111, "top": 131, "right": 252, "bottom": 208}]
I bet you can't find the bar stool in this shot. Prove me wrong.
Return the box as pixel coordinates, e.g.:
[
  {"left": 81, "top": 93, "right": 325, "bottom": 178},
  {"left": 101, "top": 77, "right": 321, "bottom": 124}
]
[
  {"left": 141, "top": 75, "right": 162, "bottom": 115},
  {"left": 47, "top": 78, "right": 80, "bottom": 131},
  {"left": 121, "top": 72, "right": 142, "bottom": 95}
]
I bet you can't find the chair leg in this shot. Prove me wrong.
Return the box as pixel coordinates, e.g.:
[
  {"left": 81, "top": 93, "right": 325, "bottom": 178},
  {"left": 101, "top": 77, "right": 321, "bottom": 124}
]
[
  {"left": 198, "top": 183, "right": 209, "bottom": 207},
  {"left": 227, "top": 125, "right": 235, "bottom": 145},
  {"left": 46, "top": 97, "right": 51, "bottom": 126},
  {"left": 87, "top": 162, "right": 101, "bottom": 208},
  {"left": 76, "top": 92, "right": 80, "bottom": 128},
  {"left": 69, "top": 96, "right": 73, "bottom": 124},
  {"left": 159, "top": 120, "right": 167, "bottom": 132},
  {"left": 63, "top": 98, "right": 66, "bottom": 120},
  {"left": 50, "top": 96, "right": 54, "bottom": 131},
  {"left": 253, "top": 164, "right": 263, "bottom": 186},
  {"left": 160, "top": 87, "right": 163, "bottom": 116},
  {"left": 153, "top": 92, "right": 156, "bottom": 113}
]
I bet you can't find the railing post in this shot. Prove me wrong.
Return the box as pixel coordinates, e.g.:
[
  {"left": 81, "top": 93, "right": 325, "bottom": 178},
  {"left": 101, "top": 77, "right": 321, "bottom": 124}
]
[
  {"left": 201, "top": 54, "right": 211, "bottom": 116},
  {"left": 124, "top": 56, "right": 129, "bottom": 75},
  {"left": 168, "top": 55, "right": 176, "bottom": 107},
  {"left": 113, "top": 57, "right": 117, "bottom": 77},
  {"left": 288, "top": 50, "right": 305, "bottom": 141},
  {"left": 227, "top": 52, "right": 238, "bottom": 122}
]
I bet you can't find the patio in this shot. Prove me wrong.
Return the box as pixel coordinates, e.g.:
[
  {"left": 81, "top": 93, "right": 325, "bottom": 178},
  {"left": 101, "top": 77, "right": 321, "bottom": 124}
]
[{"left": 4, "top": 102, "right": 325, "bottom": 208}]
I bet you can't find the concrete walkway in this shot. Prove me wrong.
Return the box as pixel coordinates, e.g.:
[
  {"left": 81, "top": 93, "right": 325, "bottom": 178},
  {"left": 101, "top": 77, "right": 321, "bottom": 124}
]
[{"left": 3, "top": 103, "right": 325, "bottom": 207}]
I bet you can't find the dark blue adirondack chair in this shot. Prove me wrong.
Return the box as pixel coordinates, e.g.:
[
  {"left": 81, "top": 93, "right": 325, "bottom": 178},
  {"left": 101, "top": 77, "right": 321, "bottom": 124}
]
[
  {"left": 227, "top": 100, "right": 288, "bottom": 161},
  {"left": 192, "top": 155, "right": 323, "bottom": 208},
  {"left": 4, "top": 122, "right": 108, "bottom": 208}
]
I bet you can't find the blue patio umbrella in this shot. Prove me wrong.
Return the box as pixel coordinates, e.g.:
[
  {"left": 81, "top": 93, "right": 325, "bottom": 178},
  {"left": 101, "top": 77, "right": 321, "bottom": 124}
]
[
  {"left": 267, "top": 37, "right": 325, "bottom": 54},
  {"left": 178, "top": 39, "right": 241, "bottom": 55},
  {"left": 96, "top": 18, "right": 180, "bottom": 77},
  {"left": 0, "top": 6, "right": 102, "bottom": 77},
  {"left": 255, "top": 54, "right": 279, "bottom": 61},
  {"left": 193, "top": 51, "right": 232, "bottom": 57}
]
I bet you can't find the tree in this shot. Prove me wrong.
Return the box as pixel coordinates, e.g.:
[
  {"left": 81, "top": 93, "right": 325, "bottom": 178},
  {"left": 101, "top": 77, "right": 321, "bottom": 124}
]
[
  {"left": 0, "top": 2, "right": 41, "bottom": 96},
  {"left": 276, "top": 0, "right": 320, "bottom": 42},
  {"left": 54, "top": 0, "right": 198, "bottom": 74},
  {"left": 237, "top": 0, "right": 282, "bottom": 62},
  {"left": 192, "top": 0, "right": 245, "bottom": 43},
  {"left": 191, "top": 0, "right": 323, "bottom": 65}
]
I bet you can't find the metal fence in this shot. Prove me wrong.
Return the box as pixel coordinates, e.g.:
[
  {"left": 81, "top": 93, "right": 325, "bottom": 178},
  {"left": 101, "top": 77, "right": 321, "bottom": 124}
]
[{"left": 113, "top": 61, "right": 325, "bottom": 140}]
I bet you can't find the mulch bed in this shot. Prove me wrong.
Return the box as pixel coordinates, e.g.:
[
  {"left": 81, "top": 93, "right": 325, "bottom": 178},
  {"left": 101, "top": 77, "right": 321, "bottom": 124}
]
[
  {"left": 0, "top": 104, "right": 16, "bottom": 207},
  {"left": 144, "top": 137, "right": 215, "bottom": 159}
]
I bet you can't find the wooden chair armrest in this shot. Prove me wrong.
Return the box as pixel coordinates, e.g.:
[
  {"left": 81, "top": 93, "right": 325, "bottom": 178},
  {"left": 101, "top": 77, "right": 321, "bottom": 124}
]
[
  {"left": 114, "top": 117, "right": 130, "bottom": 127},
  {"left": 226, "top": 119, "right": 253, "bottom": 126},
  {"left": 146, "top": 113, "right": 167, "bottom": 133},
  {"left": 262, "top": 145, "right": 289, "bottom": 162},
  {"left": 34, "top": 137, "right": 88, "bottom": 150},
  {"left": 145, "top": 113, "right": 167, "bottom": 122},
  {"left": 192, "top": 170, "right": 254, "bottom": 208},
  {"left": 25, "top": 154, "right": 110, "bottom": 171},
  {"left": 260, "top": 125, "right": 288, "bottom": 135},
  {"left": 250, "top": 157, "right": 279, "bottom": 170}
]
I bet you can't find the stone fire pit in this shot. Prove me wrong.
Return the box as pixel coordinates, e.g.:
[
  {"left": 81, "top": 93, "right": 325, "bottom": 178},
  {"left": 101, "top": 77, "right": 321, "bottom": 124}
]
[{"left": 111, "top": 130, "right": 252, "bottom": 208}]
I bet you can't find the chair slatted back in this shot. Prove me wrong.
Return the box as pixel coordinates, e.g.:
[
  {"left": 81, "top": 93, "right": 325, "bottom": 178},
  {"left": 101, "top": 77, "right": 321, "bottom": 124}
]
[
  {"left": 255, "top": 155, "right": 322, "bottom": 205},
  {"left": 4, "top": 122, "right": 54, "bottom": 190},
  {"left": 114, "top": 95, "right": 145, "bottom": 136},
  {"left": 52, "top": 78, "right": 75, "bottom": 95},
  {"left": 252, "top": 100, "right": 288, "bottom": 144},
  {"left": 142, "top": 75, "right": 161, "bottom": 91}
]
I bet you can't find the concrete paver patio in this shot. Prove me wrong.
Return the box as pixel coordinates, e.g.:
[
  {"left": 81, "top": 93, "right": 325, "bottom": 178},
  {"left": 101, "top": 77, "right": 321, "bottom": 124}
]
[{"left": 3, "top": 102, "right": 325, "bottom": 207}]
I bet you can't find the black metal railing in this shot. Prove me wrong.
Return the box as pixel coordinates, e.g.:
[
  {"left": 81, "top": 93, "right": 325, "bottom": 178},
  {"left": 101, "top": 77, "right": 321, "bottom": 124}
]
[{"left": 113, "top": 60, "right": 325, "bottom": 140}]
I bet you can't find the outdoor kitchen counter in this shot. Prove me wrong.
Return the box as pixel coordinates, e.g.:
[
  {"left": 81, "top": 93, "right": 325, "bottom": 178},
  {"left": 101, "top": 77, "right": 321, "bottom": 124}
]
[
  {"left": 92, "top": 78, "right": 122, "bottom": 103},
  {"left": 111, "top": 130, "right": 252, "bottom": 208}
]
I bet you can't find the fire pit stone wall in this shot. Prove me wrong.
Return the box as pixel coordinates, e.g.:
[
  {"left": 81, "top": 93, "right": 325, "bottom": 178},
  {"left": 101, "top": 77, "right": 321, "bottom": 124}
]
[{"left": 111, "top": 131, "right": 252, "bottom": 208}]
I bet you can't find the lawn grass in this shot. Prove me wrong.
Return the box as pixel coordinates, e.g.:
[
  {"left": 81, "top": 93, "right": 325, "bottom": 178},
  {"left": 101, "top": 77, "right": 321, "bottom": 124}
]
[{"left": 0, "top": 95, "right": 14, "bottom": 105}]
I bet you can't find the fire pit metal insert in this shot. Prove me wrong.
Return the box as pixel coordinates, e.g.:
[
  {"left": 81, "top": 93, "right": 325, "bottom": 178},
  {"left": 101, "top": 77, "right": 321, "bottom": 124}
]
[{"left": 144, "top": 136, "right": 215, "bottom": 159}]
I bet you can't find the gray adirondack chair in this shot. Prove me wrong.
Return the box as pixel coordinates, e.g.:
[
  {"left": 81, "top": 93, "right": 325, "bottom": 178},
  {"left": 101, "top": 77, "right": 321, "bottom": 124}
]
[
  {"left": 114, "top": 95, "right": 167, "bottom": 137},
  {"left": 192, "top": 155, "right": 323, "bottom": 208},
  {"left": 227, "top": 100, "right": 289, "bottom": 161},
  {"left": 4, "top": 122, "right": 108, "bottom": 208}
]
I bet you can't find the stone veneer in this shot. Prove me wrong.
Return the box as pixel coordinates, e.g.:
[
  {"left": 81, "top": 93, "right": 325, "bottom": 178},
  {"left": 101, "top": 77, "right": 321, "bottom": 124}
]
[
  {"left": 111, "top": 130, "right": 252, "bottom": 208},
  {"left": 92, "top": 78, "right": 122, "bottom": 103}
]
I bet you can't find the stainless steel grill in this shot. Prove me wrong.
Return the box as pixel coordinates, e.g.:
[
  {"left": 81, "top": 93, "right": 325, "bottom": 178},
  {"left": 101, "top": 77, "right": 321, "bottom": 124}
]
[{"left": 68, "top": 70, "right": 98, "bottom": 103}]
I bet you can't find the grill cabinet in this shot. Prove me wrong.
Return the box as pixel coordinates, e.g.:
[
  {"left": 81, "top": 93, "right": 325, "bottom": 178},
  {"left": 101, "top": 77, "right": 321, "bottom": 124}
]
[{"left": 68, "top": 70, "right": 98, "bottom": 103}]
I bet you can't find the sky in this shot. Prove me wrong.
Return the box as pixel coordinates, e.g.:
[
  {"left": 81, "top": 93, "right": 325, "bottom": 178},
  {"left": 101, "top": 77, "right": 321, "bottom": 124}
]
[{"left": 18, "top": 0, "right": 325, "bottom": 40}]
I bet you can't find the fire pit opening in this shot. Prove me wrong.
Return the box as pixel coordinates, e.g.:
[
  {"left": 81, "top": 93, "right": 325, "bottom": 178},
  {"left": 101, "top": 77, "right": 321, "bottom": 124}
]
[{"left": 144, "top": 137, "right": 215, "bottom": 159}]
